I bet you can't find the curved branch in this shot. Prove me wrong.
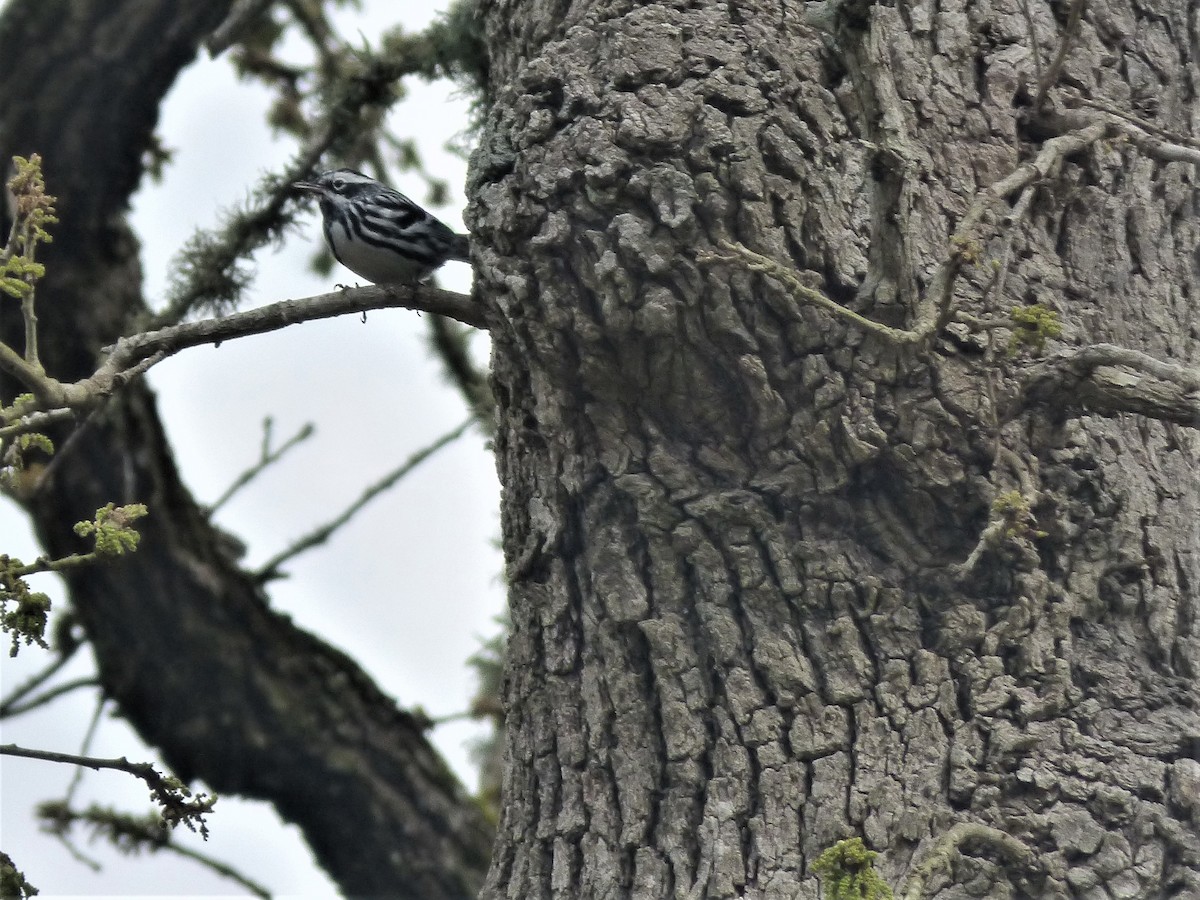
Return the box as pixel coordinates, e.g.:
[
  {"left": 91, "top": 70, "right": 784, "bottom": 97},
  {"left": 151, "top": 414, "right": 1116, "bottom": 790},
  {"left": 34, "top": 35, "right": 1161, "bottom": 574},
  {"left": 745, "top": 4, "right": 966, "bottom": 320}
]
[
  {"left": 698, "top": 124, "right": 1110, "bottom": 345},
  {"left": 901, "top": 823, "right": 1035, "bottom": 900}
]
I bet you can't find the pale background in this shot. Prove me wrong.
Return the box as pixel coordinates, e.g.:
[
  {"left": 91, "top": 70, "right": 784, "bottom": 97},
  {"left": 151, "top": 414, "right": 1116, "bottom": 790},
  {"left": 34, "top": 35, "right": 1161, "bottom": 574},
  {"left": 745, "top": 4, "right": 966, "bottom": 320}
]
[{"left": 0, "top": 2, "right": 505, "bottom": 895}]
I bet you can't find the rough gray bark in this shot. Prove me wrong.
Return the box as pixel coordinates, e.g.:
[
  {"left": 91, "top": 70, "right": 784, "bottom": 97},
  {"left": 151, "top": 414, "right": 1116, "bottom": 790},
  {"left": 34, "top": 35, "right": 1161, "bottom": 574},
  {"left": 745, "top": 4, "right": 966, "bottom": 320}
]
[
  {"left": 471, "top": 0, "right": 1200, "bottom": 896},
  {"left": 0, "top": 2, "right": 492, "bottom": 895}
]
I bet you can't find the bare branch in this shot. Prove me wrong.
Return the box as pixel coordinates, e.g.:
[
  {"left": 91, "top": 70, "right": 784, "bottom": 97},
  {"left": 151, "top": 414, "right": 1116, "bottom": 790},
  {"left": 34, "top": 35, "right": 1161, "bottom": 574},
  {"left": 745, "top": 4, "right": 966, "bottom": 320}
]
[
  {"left": 1009, "top": 343, "right": 1200, "bottom": 428},
  {"left": 1041, "top": 101, "right": 1200, "bottom": 168},
  {"left": 1017, "top": 0, "right": 1044, "bottom": 89},
  {"left": 105, "top": 283, "right": 488, "bottom": 376},
  {"left": 0, "top": 641, "right": 81, "bottom": 717},
  {"left": 255, "top": 417, "right": 476, "bottom": 581},
  {"left": 1, "top": 283, "right": 487, "bottom": 440},
  {"left": 207, "top": 419, "right": 316, "bottom": 515},
  {"left": 0, "top": 676, "right": 99, "bottom": 719},
  {"left": 205, "top": 0, "right": 274, "bottom": 55},
  {"left": 1034, "top": 0, "right": 1086, "bottom": 110}
]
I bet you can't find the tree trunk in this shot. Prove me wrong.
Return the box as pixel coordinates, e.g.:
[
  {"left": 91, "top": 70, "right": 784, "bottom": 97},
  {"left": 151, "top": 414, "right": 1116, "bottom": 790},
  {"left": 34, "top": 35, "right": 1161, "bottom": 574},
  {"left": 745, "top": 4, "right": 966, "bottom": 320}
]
[
  {"left": 472, "top": 0, "right": 1200, "bottom": 896},
  {"left": 0, "top": 2, "right": 492, "bottom": 895}
]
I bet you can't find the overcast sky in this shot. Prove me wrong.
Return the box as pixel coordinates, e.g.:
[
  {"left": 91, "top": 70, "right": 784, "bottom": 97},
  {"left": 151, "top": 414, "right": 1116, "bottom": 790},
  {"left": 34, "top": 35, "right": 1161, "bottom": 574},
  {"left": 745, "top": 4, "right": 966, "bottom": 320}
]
[{"left": 0, "top": 2, "right": 504, "bottom": 895}]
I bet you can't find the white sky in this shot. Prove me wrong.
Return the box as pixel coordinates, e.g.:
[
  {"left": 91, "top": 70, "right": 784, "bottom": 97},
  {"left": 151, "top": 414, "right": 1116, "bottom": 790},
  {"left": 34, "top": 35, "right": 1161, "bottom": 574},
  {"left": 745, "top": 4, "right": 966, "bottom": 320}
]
[{"left": 0, "top": 2, "right": 505, "bottom": 896}]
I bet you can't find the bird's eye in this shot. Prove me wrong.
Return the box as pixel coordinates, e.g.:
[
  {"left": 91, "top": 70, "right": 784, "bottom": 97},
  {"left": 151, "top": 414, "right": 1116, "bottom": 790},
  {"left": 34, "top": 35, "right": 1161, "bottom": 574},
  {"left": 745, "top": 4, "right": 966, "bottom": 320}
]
[{"left": 331, "top": 177, "right": 346, "bottom": 191}]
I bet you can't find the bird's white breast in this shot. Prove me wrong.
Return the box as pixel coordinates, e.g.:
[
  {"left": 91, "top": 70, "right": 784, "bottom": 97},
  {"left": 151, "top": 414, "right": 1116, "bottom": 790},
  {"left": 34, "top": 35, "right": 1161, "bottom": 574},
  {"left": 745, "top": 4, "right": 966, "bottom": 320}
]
[{"left": 327, "top": 219, "right": 427, "bottom": 284}]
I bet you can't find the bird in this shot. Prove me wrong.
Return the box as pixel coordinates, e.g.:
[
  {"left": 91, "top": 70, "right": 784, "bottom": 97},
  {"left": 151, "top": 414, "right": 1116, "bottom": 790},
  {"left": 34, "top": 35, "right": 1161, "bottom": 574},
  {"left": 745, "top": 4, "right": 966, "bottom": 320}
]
[{"left": 293, "top": 168, "right": 470, "bottom": 284}]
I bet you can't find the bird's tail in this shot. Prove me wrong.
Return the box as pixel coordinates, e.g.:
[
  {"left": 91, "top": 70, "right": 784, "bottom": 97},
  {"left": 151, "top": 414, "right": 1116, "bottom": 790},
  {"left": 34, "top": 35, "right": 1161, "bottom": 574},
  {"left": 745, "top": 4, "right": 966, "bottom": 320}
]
[{"left": 450, "top": 233, "right": 471, "bottom": 262}]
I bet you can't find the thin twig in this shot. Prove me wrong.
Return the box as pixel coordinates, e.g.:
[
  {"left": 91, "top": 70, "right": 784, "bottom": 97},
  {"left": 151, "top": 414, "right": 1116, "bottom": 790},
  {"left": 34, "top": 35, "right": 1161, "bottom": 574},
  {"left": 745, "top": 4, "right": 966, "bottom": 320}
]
[
  {"left": 1017, "top": 0, "right": 1044, "bottom": 91},
  {"left": 0, "top": 644, "right": 80, "bottom": 717},
  {"left": 697, "top": 241, "right": 925, "bottom": 343},
  {"left": 2, "top": 743, "right": 159, "bottom": 790},
  {"left": 255, "top": 417, "right": 476, "bottom": 580},
  {"left": 206, "top": 0, "right": 276, "bottom": 55},
  {"left": 1034, "top": 0, "right": 1086, "bottom": 110},
  {"left": 0, "top": 677, "right": 99, "bottom": 719},
  {"left": 208, "top": 419, "right": 316, "bottom": 515},
  {"left": 1, "top": 742, "right": 216, "bottom": 835},
  {"left": 64, "top": 695, "right": 108, "bottom": 806}
]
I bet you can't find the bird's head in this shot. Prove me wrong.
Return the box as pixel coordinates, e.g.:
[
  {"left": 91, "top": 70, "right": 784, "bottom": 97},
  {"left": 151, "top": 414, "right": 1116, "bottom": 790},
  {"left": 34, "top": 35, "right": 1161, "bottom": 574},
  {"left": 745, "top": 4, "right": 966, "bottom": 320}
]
[{"left": 294, "top": 169, "right": 382, "bottom": 208}]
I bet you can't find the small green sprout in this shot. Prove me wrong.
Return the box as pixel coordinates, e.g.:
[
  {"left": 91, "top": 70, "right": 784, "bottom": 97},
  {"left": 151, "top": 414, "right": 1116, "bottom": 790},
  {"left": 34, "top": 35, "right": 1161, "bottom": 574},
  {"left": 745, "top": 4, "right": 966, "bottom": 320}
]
[
  {"left": 1008, "top": 304, "right": 1061, "bottom": 354},
  {"left": 74, "top": 503, "right": 149, "bottom": 557},
  {"left": 2, "top": 154, "right": 58, "bottom": 298}
]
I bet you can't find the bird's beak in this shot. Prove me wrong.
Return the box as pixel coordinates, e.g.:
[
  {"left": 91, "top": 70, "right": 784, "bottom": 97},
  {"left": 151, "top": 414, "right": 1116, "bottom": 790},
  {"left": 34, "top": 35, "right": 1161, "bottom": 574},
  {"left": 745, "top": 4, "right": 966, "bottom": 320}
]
[{"left": 293, "top": 180, "right": 321, "bottom": 194}]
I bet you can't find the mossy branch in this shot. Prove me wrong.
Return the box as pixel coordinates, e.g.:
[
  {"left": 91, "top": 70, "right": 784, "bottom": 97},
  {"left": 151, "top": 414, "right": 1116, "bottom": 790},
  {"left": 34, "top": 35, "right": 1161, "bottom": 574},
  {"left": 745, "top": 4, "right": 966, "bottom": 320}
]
[
  {"left": 900, "top": 823, "right": 1034, "bottom": 900},
  {"left": 36, "top": 802, "right": 268, "bottom": 897}
]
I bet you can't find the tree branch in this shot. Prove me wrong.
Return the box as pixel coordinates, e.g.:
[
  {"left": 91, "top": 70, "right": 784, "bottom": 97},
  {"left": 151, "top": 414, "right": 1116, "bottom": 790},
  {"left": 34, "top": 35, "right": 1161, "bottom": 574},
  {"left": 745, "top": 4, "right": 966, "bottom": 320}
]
[
  {"left": 1008, "top": 343, "right": 1200, "bottom": 427},
  {"left": 698, "top": 124, "right": 1110, "bottom": 345},
  {"left": 1, "top": 743, "right": 216, "bottom": 836},
  {"left": 116, "top": 282, "right": 487, "bottom": 366},
  {"left": 256, "top": 417, "right": 476, "bottom": 581},
  {"left": 1, "top": 284, "right": 488, "bottom": 438},
  {"left": 1033, "top": 0, "right": 1086, "bottom": 110},
  {"left": 0, "top": 677, "right": 99, "bottom": 719},
  {"left": 207, "top": 418, "right": 315, "bottom": 516}
]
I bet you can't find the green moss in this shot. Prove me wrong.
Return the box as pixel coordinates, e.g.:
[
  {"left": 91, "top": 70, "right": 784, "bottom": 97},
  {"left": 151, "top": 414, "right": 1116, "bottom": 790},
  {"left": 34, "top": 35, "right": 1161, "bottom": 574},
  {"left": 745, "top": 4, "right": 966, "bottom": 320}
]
[{"left": 811, "top": 838, "right": 893, "bottom": 900}]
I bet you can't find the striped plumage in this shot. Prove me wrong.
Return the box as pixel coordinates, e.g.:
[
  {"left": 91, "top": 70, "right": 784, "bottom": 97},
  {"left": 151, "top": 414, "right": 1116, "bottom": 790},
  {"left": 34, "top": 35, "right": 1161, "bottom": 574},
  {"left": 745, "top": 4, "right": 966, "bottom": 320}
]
[{"left": 294, "top": 169, "right": 470, "bottom": 284}]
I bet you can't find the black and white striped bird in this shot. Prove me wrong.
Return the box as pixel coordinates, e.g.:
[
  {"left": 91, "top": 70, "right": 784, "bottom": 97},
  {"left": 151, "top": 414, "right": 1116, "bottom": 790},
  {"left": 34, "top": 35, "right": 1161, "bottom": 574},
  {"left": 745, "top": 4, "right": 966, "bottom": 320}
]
[{"left": 294, "top": 168, "right": 470, "bottom": 283}]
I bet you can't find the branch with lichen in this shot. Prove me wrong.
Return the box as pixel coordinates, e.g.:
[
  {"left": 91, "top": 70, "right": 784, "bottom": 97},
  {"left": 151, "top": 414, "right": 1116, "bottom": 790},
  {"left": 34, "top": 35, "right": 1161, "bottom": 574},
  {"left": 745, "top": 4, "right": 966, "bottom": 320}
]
[
  {"left": 36, "top": 802, "right": 267, "bottom": 897},
  {"left": 1, "top": 745, "right": 216, "bottom": 839},
  {"left": 698, "top": 124, "right": 1110, "bottom": 347}
]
